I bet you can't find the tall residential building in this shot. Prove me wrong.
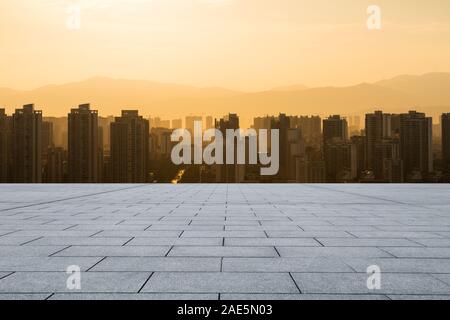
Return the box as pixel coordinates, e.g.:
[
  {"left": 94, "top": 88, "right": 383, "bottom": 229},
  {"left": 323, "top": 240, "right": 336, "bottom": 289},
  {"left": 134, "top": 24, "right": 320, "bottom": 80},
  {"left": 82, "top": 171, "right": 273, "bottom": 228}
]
[
  {"left": 324, "top": 140, "right": 357, "bottom": 182},
  {"left": 0, "top": 109, "right": 11, "bottom": 182},
  {"left": 350, "top": 135, "right": 366, "bottom": 178},
  {"left": 253, "top": 116, "right": 274, "bottom": 131},
  {"left": 41, "top": 121, "right": 54, "bottom": 157},
  {"left": 110, "top": 110, "right": 149, "bottom": 183},
  {"left": 186, "top": 116, "right": 203, "bottom": 135},
  {"left": 68, "top": 104, "right": 99, "bottom": 183},
  {"left": 296, "top": 157, "right": 326, "bottom": 183},
  {"left": 205, "top": 116, "right": 214, "bottom": 130},
  {"left": 150, "top": 128, "right": 174, "bottom": 161},
  {"left": 399, "top": 111, "right": 433, "bottom": 177},
  {"left": 98, "top": 126, "right": 104, "bottom": 181},
  {"left": 374, "top": 139, "right": 403, "bottom": 182},
  {"left": 271, "top": 114, "right": 291, "bottom": 181},
  {"left": 323, "top": 115, "right": 348, "bottom": 144},
  {"left": 365, "top": 111, "right": 392, "bottom": 173},
  {"left": 290, "top": 116, "right": 322, "bottom": 146},
  {"left": 215, "top": 114, "right": 243, "bottom": 183},
  {"left": 11, "top": 104, "right": 42, "bottom": 183},
  {"left": 150, "top": 117, "right": 170, "bottom": 129},
  {"left": 287, "top": 128, "right": 306, "bottom": 181},
  {"left": 442, "top": 113, "right": 450, "bottom": 165},
  {"left": 98, "top": 116, "right": 114, "bottom": 151},
  {"left": 172, "top": 119, "right": 183, "bottom": 129},
  {"left": 323, "top": 115, "right": 349, "bottom": 182},
  {"left": 45, "top": 147, "right": 66, "bottom": 183}
]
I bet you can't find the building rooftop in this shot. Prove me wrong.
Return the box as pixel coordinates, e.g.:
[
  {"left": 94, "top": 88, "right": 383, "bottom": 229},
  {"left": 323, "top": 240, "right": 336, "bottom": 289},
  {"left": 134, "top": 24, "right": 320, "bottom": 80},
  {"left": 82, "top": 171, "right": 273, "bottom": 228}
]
[{"left": 0, "top": 184, "right": 450, "bottom": 300}]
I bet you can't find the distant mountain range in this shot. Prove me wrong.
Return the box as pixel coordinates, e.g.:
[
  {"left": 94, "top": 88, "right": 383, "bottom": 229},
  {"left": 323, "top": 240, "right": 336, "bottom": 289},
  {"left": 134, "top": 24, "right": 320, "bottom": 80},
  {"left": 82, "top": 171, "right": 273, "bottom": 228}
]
[{"left": 1, "top": 73, "right": 450, "bottom": 119}]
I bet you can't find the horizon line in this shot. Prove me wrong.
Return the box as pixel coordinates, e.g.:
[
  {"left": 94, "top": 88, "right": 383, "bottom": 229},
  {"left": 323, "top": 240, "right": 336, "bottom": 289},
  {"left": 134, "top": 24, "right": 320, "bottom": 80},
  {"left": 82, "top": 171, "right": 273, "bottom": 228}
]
[{"left": 2, "top": 71, "right": 450, "bottom": 93}]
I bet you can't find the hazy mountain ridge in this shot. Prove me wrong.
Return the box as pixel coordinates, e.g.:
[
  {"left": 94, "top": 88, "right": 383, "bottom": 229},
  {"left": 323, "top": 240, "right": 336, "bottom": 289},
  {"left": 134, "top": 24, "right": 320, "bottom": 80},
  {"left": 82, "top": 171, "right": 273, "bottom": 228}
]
[{"left": 1, "top": 73, "right": 450, "bottom": 119}]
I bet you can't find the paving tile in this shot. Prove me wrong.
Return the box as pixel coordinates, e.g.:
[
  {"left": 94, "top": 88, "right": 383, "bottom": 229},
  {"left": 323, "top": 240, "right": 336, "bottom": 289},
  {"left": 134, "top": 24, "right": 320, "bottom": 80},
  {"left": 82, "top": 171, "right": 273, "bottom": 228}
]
[
  {"left": 277, "top": 247, "right": 392, "bottom": 258},
  {"left": 317, "top": 238, "right": 422, "bottom": 247},
  {"left": 345, "top": 258, "right": 450, "bottom": 274},
  {"left": 181, "top": 231, "right": 267, "bottom": 238},
  {"left": 0, "top": 246, "right": 67, "bottom": 257},
  {"left": 91, "top": 257, "right": 221, "bottom": 272},
  {"left": 0, "top": 272, "right": 151, "bottom": 293},
  {"left": 223, "top": 258, "right": 353, "bottom": 273},
  {"left": 0, "top": 236, "right": 42, "bottom": 245},
  {"left": 0, "top": 257, "right": 103, "bottom": 272},
  {"left": 291, "top": 273, "right": 450, "bottom": 295},
  {"left": 266, "top": 231, "right": 353, "bottom": 238},
  {"left": 26, "top": 237, "right": 131, "bottom": 246},
  {"left": 142, "top": 272, "right": 299, "bottom": 293},
  {"left": 413, "top": 239, "right": 450, "bottom": 247},
  {"left": 94, "top": 230, "right": 182, "bottom": 238},
  {"left": 49, "top": 293, "right": 219, "bottom": 300},
  {"left": 0, "top": 294, "right": 51, "bottom": 300},
  {"left": 349, "top": 231, "right": 443, "bottom": 239},
  {"left": 0, "top": 273, "right": 11, "bottom": 279},
  {"left": 432, "top": 274, "right": 450, "bottom": 286},
  {"left": 225, "top": 238, "right": 320, "bottom": 247},
  {"left": 53, "top": 246, "right": 171, "bottom": 257},
  {"left": 384, "top": 247, "right": 450, "bottom": 258},
  {"left": 168, "top": 246, "right": 278, "bottom": 257},
  {"left": 11, "top": 231, "right": 100, "bottom": 237},
  {"left": 128, "top": 237, "right": 223, "bottom": 246}
]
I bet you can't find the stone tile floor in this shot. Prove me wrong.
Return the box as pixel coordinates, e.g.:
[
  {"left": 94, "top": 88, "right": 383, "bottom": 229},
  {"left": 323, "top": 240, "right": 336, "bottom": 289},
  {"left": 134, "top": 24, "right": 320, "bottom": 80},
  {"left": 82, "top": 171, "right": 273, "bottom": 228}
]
[{"left": 0, "top": 184, "right": 450, "bottom": 300}]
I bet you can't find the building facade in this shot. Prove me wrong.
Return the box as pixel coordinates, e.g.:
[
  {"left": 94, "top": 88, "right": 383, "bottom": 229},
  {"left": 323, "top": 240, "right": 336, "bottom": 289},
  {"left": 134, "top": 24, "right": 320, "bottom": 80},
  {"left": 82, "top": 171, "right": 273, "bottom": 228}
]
[
  {"left": 11, "top": 105, "right": 42, "bottom": 183},
  {"left": 68, "top": 104, "right": 99, "bottom": 183},
  {"left": 110, "top": 110, "right": 149, "bottom": 183}
]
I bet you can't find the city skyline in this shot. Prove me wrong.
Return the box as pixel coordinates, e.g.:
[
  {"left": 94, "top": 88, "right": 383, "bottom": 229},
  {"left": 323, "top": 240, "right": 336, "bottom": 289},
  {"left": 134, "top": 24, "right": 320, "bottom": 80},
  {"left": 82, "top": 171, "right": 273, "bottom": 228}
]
[{"left": 1, "top": 103, "right": 450, "bottom": 184}]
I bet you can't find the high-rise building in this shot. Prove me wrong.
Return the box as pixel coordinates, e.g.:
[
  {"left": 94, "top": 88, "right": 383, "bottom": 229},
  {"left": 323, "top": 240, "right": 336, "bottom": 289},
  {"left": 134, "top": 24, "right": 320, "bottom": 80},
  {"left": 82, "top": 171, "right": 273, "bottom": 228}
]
[
  {"left": 324, "top": 140, "right": 357, "bottom": 182},
  {"left": 215, "top": 114, "right": 243, "bottom": 183},
  {"left": 399, "top": 111, "right": 433, "bottom": 178},
  {"left": 41, "top": 121, "right": 54, "bottom": 157},
  {"left": 350, "top": 135, "right": 365, "bottom": 178},
  {"left": 11, "top": 104, "right": 42, "bottom": 183},
  {"left": 44, "top": 147, "right": 66, "bottom": 183},
  {"left": 205, "top": 116, "right": 214, "bottom": 130},
  {"left": 365, "top": 111, "right": 392, "bottom": 173},
  {"left": 110, "top": 110, "right": 149, "bottom": 183},
  {"left": 323, "top": 115, "right": 349, "bottom": 182},
  {"left": 186, "top": 116, "right": 203, "bottom": 135},
  {"left": 97, "top": 126, "right": 104, "bottom": 181},
  {"left": 287, "top": 128, "right": 306, "bottom": 181},
  {"left": 0, "top": 109, "right": 11, "bottom": 182},
  {"left": 253, "top": 116, "right": 274, "bottom": 131},
  {"left": 442, "top": 113, "right": 450, "bottom": 165},
  {"left": 172, "top": 119, "right": 183, "bottom": 129},
  {"left": 374, "top": 139, "right": 403, "bottom": 182},
  {"left": 150, "top": 128, "right": 174, "bottom": 161},
  {"left": 296, "top": 157, "right": 326, "bottom": 183},
  {"left": 68, "top": 104, "right": 99, "bottom": 183},
  {"left": 150, "top": 117, "right": 170, "bottom": 129},
  {"left": 323, "top": 115, "right": 348, "bottom": 144},
  {"left": 271, "top": 114, "right": 291, "bottom": 181},
  {"left": 98, "top": 116, "right": 114, "bottom": 151},
  {"left": 289, "top": 116, "right": 322, "bottom": 146}
]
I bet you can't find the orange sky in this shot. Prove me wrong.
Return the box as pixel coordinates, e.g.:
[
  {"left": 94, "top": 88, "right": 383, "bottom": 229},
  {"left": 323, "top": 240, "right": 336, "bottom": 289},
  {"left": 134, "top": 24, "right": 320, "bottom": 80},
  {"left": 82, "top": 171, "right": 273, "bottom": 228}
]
[{"left": 1, "top": 0, "right": 450, "bottom": 91}]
